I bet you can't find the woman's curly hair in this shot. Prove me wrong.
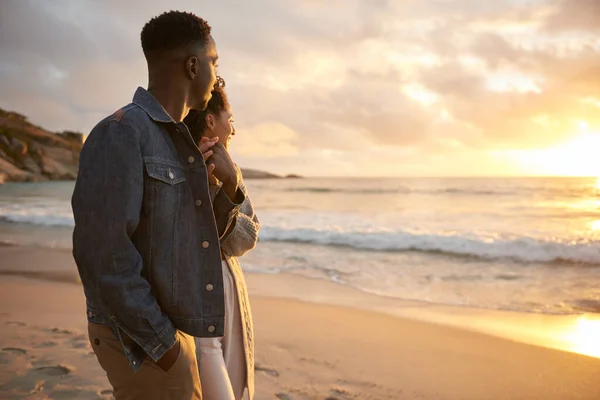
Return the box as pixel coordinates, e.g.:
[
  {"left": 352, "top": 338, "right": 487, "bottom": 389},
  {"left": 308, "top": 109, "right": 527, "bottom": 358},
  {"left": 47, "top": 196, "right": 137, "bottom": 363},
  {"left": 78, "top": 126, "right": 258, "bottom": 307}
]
[{"left": 185, "top": 76, "right": 230, "bottom": 141}]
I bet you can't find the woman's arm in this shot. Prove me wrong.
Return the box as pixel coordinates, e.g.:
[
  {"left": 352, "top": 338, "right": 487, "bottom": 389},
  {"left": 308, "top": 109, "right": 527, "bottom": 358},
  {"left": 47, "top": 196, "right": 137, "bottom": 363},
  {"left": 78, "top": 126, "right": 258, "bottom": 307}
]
[{"left": 210, "top": 166, "right": 260, "bottom": 257}]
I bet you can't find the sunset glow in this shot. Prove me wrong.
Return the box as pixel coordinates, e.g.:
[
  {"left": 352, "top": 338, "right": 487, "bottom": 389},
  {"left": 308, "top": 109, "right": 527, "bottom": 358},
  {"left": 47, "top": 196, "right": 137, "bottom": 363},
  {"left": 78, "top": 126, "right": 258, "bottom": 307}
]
[
  {"left": 0, "top": 0, "right": 598, "bottom": 177},
  {"left": 563, "top": 317, "right": 600, "bottom": 359},
  {"left": 506, "top": 120, "right": 600, "bottom": 177}
]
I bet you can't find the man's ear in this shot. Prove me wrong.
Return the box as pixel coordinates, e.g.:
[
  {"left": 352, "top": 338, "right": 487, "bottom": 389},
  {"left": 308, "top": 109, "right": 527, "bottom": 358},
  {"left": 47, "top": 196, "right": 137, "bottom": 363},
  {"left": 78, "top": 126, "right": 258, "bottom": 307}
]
[
  {"left": 206, "top": 113, "right": 215, "bottom": 130},
  {"left": 185, "top": 56, "right": 198, "bottom": 79}
]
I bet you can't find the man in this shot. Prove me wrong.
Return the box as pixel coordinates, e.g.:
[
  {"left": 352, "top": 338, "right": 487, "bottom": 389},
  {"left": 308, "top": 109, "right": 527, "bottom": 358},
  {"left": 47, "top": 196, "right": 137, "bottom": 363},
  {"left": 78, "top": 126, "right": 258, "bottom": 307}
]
[{"left": 72, "top": 11, "right": 244, "bottom": 399}]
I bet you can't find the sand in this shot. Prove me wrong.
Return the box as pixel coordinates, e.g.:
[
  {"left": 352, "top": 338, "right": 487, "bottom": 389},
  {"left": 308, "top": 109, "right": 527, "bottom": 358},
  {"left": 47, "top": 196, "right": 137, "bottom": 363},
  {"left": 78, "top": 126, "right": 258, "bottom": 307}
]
[{"left": 0, "top": 246, "right": 599, "bottom": 400}]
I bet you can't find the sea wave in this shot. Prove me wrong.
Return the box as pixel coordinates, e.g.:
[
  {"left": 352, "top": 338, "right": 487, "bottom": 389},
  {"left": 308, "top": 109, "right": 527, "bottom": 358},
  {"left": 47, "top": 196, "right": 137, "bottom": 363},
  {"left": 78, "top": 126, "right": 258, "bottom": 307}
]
[
  {"left": 258, "top": 227, "right": 600, "bottom": 265},
  {"left": 284, "top": 187, "right": 511, "bottom": 196},
  {"left": 0, "top": 203, "right": 73, "bottom": 227},
  {"left": 2, "top": 201, "right": 600, "bottom": 266}
]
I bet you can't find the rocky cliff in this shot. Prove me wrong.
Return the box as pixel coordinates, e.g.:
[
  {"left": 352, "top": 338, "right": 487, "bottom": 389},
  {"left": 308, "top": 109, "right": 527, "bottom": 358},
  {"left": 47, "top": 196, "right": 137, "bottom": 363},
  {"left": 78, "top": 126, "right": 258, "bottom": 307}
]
[
  {"left": 0, "top": 109, "right": 83, "bottom": 183},
  {"left": 239, "top": 168, "right": 281, "bottom": 179},
  {"left": 0, "top": 108, "right": 300, "bottom": 183}
]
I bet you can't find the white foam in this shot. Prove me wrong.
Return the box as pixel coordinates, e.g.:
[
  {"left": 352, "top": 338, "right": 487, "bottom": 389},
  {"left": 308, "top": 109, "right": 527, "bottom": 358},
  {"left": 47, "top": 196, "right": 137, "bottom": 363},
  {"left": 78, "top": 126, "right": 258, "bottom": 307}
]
[
  {"left": 0, "top": 202, "right": 74, "bottom": 227},
  {"left": 258, "top": 226, "right": 600, "bottom": 265}
]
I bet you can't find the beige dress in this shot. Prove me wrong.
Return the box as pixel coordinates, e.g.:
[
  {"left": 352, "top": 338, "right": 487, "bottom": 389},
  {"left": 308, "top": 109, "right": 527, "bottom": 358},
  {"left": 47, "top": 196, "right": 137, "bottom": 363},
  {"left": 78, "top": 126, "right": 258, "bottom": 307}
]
[{"left": 196, "top": 168, "right": 259, "bottom": 400}]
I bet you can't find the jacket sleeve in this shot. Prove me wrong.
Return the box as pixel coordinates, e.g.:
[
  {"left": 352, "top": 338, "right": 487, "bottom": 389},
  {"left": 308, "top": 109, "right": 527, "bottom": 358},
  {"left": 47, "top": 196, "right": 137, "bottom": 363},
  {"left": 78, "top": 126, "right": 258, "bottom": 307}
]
[
  {"left": 212, "top": 175, "right": 245, "bottom": 241},
  {"left": 72, "top": 120, "right": 176, "bottom": 365},
  {"left": 210, "top": 166, "right": 260, "bottom": 257}
]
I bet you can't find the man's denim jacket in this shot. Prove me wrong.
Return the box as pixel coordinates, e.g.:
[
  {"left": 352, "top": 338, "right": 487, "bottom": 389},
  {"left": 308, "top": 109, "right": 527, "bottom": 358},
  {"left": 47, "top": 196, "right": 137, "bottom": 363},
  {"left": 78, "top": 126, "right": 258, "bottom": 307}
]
[{"left": 71, "top": 87, "right": 244, "bottom": 372}]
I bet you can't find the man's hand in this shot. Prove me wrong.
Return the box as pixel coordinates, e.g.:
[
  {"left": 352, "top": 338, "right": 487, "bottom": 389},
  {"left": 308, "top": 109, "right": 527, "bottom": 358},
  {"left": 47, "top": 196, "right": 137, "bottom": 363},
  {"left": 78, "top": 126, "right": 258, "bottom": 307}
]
[
  {"left": 207, "top": 142, "right": 238, "bottom": 198},
  {"left": 155, "top": 337, "right": 181, "bottom": 372}
]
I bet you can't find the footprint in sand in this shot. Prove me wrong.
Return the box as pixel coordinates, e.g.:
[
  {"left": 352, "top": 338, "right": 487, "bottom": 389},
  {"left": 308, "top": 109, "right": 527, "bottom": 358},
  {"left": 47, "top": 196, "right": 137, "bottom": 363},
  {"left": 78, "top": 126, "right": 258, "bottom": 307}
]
[
  {"left": 34, "top": 365, "right": 72, "bottom": 376},
  {"left": 71, "top": 334, "right": 89, "bottom": 349},
  {"left": 299, "top": 356, "right": 336, "bottom": 369},
  {"left": 275, "top": 393, "right": 292, "bottom": 400},
  {"left": 99, "top": 389, "right": 113, "bottom": 396},
  {"left": 336, "top": 378, "right": 377, "bottom": 389},
  {"left": 52, "top": 388, "right": 102, "bottom": 399},
  {"left": 35, "top": 341, "right": 58, "bottom": 348},
  {"left": 323, "top": 388, "right": 349, "bottom": 399},
  {"left": 5, "top": 321, "right": 26, "bottom": 326},
  {"left": 1, "top": 347, "right": 27, "bottom": 355},
  {"left": 255, "top": 363, "right": 280, "bottom": 377},
  {"left": 330, "top": 388, "right": 350, "bottom": 396},
  {"left": 0, "top": 347, "right": 28, "bottom": 364},
  {"left": 71, "top": 340, "right": 89, "bottom": 349},
  {"left": 49, "top": 328, "right": 72, "bottom": 335}
]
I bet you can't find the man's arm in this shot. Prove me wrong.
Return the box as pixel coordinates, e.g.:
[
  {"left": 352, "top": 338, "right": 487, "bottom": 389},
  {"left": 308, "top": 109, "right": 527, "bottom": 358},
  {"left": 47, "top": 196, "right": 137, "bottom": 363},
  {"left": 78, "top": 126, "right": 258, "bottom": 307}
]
[{"left": 72, "top": 120, "right": 177, "bottom": 366}]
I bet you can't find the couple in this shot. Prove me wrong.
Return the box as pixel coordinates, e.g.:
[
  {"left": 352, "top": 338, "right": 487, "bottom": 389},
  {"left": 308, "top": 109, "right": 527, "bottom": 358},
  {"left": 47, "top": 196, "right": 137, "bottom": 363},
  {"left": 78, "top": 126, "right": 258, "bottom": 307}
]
[{"left": 71, "top": 11, "right": 258, "bottom": 400}]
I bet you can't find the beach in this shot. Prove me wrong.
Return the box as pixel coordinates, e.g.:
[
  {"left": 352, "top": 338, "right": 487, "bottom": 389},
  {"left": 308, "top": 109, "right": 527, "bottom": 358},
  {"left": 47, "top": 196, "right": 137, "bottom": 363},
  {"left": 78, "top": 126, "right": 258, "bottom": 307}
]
[
  {"left": 1, "top": 246, "right": 599, "bottom": 400},
  {"left": 2, "top": 0, "right": 600, "bottom": 397}
]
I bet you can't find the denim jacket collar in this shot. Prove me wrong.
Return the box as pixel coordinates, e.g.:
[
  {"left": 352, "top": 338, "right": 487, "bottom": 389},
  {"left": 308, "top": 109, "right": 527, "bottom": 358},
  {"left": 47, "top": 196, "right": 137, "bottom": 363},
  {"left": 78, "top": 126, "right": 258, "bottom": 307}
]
[{"left": 132, "top": 87, "right": 175, "bottom": 124}]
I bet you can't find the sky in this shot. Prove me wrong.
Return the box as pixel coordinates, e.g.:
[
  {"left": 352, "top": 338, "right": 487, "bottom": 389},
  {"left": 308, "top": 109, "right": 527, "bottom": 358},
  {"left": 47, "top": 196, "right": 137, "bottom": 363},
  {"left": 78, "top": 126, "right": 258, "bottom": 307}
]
[{"left": 0, "top": 0, "right": 599, "bottom": 177}]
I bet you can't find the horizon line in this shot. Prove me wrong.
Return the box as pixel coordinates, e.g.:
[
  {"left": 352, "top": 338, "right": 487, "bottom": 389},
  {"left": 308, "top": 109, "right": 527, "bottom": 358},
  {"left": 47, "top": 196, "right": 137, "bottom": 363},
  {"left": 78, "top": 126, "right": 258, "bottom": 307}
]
[{"left": 269, "top": 175, "right": 600, "bottom": 179}]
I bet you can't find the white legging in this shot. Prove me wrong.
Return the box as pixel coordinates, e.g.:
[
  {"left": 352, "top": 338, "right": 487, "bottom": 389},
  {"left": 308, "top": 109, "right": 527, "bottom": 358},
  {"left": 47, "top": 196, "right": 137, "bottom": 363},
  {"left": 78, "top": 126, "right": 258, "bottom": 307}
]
[{"left": 196, "top": 260, "right": 247, "bottom": 400}]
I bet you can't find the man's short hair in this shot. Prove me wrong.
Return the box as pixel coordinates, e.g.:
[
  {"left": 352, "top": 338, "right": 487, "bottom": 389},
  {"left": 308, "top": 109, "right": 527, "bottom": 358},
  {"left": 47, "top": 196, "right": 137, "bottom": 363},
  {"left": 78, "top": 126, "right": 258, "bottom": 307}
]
[{"left": 141, "top": 11, "right": 211, "bottom": 59}]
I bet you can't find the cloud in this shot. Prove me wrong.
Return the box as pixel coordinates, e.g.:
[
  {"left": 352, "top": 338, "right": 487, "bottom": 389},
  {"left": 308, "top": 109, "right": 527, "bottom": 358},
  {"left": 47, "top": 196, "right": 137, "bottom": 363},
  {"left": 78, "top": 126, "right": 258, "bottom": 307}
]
[
  {"left": 544, "top": 0, "right": 600, "bottom": 33},
  {"left": 0, "top": 0, "right": 598, "bottom": 176},
  {"left": 231, "top": 122, "right": 299, "bottom": 158}
]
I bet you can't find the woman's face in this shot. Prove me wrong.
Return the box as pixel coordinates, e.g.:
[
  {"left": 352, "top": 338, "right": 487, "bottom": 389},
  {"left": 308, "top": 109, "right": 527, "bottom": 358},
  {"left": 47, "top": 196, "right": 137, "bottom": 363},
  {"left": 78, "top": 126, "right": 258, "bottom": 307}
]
[{"left": 207, "top": 107, "right": 235, "bottom": 149}]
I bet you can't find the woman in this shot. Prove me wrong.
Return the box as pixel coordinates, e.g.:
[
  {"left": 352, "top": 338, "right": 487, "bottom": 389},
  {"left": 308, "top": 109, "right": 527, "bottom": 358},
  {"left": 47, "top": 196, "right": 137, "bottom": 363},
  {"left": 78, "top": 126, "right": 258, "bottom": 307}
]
[{"left": 184, "top": 77, "right": 259, "bottom": 400}]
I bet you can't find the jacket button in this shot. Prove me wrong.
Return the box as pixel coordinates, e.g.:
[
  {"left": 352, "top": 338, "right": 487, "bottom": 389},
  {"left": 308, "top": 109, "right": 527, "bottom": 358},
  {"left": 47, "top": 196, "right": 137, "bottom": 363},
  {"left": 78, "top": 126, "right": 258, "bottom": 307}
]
[
  {"left": 168, "top": 171, "right": 174, "bottom": 180},
  {"left": 188, "top": 156, "right": 195, "bottom": 164},
  {"left": 205, "top": 284, "right": 214, "bottom": 292},
  {"left": 195, "top": 199, "right": 202, "bottom": 207},
  {"left": 202, "top": 241, "right": 210, "bottom": 248},
  {"left": 208, "top": 325, "right": 215, "bottom": 333}
]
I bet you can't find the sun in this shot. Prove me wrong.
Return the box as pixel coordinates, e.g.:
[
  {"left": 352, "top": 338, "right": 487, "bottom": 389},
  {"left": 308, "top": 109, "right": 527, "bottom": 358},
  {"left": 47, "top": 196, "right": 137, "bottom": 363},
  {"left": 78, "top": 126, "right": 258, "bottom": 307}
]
[{"left": 508, "top": 121, "right": 600, "bottom": 177}]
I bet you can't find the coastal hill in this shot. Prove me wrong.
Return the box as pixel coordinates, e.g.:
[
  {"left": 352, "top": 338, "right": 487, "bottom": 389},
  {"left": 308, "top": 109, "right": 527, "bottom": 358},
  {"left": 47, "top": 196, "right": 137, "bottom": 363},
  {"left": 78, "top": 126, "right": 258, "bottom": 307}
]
[{"left": 0, "top": 108, "right": 298, "bottom": 183}]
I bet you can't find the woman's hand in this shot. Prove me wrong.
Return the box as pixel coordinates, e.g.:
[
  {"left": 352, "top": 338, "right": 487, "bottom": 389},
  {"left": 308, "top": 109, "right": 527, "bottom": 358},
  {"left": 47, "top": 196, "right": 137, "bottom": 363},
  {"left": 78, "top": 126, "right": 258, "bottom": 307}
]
[
  {"left": 199, "top": 136, "right": 219, "bottom": 184},
  {"left": 199, "top": 136, "right": 218, "bottom": 161},
  {"left": 207, "top": 142, "right": 239, "bottom": 198}
]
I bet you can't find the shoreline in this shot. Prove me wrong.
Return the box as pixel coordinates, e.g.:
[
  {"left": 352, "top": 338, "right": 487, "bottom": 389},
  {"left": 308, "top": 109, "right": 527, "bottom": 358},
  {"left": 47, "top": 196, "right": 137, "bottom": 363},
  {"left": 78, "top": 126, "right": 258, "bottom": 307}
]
[
  {"left": 0, "top": 245, "right": 600, "bottom": 358},
  {"left": 1, "top": 276, "right": 600, "bottom": 399},
  {"left": 0, "top": 244, "right": 599, "bottom": 361},
  {"left": 1, "top": 246, "right": 600, "bottom": 398},
  {"left": 245, "top": 271, "right": 600, "bottom": 360}
]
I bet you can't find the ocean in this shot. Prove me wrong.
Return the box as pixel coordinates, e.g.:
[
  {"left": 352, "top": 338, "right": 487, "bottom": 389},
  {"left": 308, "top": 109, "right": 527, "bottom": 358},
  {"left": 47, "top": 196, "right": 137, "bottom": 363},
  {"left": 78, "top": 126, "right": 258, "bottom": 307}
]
[{"left": 0, "top": 177, "right": 599, "bottom": 315}]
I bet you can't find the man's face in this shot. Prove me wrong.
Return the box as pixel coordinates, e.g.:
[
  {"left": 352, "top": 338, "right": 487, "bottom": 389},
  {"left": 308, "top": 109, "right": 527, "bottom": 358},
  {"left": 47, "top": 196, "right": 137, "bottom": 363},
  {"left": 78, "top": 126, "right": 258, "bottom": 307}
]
[{"left": 191, "top": 35, "right": 218, "bottom": 110}]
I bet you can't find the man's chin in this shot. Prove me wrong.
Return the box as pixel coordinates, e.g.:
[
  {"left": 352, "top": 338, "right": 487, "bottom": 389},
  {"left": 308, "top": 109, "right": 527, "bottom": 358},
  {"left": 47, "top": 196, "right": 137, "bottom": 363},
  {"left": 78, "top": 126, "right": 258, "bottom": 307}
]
[
  {"left": 193, "top": 96, "right": 211, "bottom": 111},
  {"left": 198, "top": 102, "right": 208, "bottom": 111},
  {"left": 203, "top": 93, "right": 214, "bottom": 108}
]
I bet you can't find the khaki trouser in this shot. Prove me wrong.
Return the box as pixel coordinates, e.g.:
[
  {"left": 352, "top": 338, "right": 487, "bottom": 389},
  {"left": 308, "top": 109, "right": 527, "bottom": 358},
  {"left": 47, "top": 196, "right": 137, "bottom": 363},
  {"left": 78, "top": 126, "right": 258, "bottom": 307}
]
[{"left": 88, "top": 322, "right": 202, "bottom": 400}]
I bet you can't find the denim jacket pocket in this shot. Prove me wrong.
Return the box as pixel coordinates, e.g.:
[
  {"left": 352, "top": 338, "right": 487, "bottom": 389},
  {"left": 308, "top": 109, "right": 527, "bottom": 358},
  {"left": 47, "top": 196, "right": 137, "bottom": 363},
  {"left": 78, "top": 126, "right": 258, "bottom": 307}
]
[
  {"left": 144, "top": 160, "right": 186, "bottom": 219},
  {"left": 145, "top": 160, "right": 186, "bottom": 185}
]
